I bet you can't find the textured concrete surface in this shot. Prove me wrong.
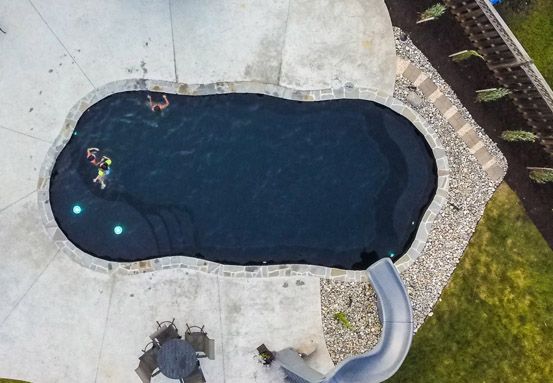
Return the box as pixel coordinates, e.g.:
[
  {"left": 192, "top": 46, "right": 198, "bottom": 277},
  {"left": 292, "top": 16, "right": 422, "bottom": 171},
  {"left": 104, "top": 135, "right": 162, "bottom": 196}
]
[
  {"left": 0, "top": 0, "right": 395, "bottom": 381},
  {"left": 280, "top": 0, "right": 395, "bottom": 91},
  {"left": 0, "top": 192, "right": 333, "bottom": 383}
]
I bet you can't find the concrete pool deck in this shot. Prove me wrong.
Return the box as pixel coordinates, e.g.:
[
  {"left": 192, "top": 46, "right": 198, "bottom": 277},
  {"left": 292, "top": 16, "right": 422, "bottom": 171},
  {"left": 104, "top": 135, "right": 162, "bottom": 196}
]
[{"left": 0, "top": 0, "right": 396, "bottom": 381}]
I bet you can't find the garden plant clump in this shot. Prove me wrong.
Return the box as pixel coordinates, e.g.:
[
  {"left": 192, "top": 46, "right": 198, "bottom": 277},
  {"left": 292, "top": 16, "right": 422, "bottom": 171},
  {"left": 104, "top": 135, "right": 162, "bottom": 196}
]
[
  {"left": 475, "top": 87, "right": 512, "bottom": 102},
  {"left": 333, "top": 312, "right": 353, "bottom": 330},
  {"left": 418, "top": 3, "right": 447, "bottom": 22},
  {"left": 528, "top": 167, "right": 553, "bottom": 184},
  {"left": 501, "top": 130, "right": 538, "bottom": 142},
  {"left": 321, "top": 280, "right": 381, "bottom": 363},
  {"left": 449, "top": 49, "right": 484, "bottom": 62}
]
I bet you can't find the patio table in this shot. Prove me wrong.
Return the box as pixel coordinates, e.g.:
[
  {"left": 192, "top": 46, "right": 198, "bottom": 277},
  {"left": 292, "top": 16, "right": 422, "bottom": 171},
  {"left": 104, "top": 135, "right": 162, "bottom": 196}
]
[{"left": 157, "top": 338, "right": 198, "bottom": 379}]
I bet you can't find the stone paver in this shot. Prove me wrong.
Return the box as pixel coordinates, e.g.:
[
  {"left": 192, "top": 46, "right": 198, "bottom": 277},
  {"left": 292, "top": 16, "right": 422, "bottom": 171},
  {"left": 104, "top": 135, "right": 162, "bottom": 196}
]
[
  {"left": 396, "top": 59, "right": 505, "bottom": 183},
  {"left": 0, "top": 1, "right": 397, "bottom": 382}
]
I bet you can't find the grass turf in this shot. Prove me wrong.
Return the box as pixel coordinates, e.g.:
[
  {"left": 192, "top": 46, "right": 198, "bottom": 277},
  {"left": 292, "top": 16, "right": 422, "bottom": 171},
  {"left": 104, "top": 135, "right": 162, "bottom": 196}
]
[
  {"left": 387, "top": 182, "right": 553, "bottom": 382},
  {"left": 499, "top": 0, "right": 553, "bottom": 86}
]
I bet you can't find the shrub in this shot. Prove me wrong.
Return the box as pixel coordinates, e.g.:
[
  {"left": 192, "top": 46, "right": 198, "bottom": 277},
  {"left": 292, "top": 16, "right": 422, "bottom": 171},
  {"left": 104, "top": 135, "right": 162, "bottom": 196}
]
[
  {"left": 528, "top": 167, "right": 553, "bottom": 184},
  {"left": 475, "top": 87, "right": 512, "bottom": 102},
  {"left": 501, "top": 130, "right": 538, "bottom": 142},
  {"left": 334, "top": 312, "right": 353, "bottom": 330},
  {"left": 449, "top": 49, "right": 485, "bottom": 62},
  {"left": 418, "top": 4, "right": 447, "bottom": 22}
]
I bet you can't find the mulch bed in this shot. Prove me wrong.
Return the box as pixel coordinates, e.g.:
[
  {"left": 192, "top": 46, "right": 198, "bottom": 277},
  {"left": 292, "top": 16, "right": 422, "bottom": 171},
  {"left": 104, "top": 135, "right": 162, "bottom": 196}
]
[{"left": 385, "top": 0, "right": 553, "bottom": 248}]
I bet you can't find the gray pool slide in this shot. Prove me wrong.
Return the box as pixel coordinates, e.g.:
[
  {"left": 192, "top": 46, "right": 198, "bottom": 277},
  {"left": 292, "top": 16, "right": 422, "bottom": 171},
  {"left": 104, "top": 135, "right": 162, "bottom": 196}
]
[{"left": 276, "top": 258, "right": 413, "bottom": 383}]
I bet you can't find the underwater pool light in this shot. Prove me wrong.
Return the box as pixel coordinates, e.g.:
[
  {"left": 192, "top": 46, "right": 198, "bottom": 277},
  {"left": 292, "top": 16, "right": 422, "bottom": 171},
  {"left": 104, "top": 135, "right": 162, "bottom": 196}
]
[
  {"left": 389, "top": 252, "right": 395, "bottom": 257},
  {"left": 113, "top": 225, "right": 123, "bottom": 235},
  {"left": 72, "top": 205, "right": 82, "bottom": 215}
]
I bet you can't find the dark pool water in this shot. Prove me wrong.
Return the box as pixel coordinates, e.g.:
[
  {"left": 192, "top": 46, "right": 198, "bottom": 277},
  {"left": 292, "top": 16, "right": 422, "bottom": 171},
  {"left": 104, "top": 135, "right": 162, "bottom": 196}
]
[{"left": 49, "top": 91, "right": 436, "bottom": 269}]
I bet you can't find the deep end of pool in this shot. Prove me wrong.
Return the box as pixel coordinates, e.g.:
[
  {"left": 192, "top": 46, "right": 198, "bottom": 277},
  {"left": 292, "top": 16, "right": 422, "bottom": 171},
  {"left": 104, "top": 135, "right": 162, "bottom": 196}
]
[{"left": 49, "top": 91, "right": 437, "bottom": 270}]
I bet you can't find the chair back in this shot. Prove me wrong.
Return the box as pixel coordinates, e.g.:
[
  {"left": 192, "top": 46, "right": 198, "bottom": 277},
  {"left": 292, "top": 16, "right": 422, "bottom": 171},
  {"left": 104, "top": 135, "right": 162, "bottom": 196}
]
[
  {"left": 185, "top": 331, "right": 215, "bottom": 360},
  {"left": 206, "top": 337, "right": 215, "bottom": 360},
  {"left": 150, "top": 324, "right": 180, "bottom": 346},
  {"left": 139, "top": 347, "right": 158, "bottom": 370},
  {"left": 135, "top": 358, "right": 156, "bottom": 383},
  {"left": 134, "top": 364, "right": 152, "bottom": 383},
  {"left": 182, "top": 366, "right": 206, "bottom": 383}
]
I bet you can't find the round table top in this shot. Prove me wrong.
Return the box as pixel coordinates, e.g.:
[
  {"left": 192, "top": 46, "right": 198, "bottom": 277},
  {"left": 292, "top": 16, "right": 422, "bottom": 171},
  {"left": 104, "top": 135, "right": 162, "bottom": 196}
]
[{"left": 157, "top": 338, "right": 198, "bottom": 379}]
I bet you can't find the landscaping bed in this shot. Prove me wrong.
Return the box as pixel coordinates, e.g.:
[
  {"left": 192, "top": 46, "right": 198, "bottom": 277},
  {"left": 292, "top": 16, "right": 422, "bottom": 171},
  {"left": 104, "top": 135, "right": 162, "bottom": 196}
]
[{"left": 385, "top": 0, "right": 553, "bottom": 248}]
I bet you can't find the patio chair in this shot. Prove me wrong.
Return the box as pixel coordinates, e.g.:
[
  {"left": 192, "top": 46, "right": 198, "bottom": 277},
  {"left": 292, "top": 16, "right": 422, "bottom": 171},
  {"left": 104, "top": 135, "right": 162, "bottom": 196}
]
[
  {"left": 135, "top": 345, "right": 161, "bottom": 383},
  {"left": 185, "top": 324, "right": 215, "bottom": 360},
  {"left": 181, "top": 363, "right": 207, "bottom": 383},
  {"left": 150, "top": 318, "right": 180, "bottom": 346}
]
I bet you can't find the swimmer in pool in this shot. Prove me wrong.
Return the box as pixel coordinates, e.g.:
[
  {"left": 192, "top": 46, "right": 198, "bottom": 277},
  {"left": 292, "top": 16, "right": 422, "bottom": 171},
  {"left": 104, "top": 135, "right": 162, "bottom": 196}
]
[
  {"left": 147, "top": 94, "right": 170, "bottom": 112},
  {"left": 86, "top": 147, "right": 100, "bottom": 165},
  {"left": 93, "top": 155, "right": 112, "bottom": 190}
]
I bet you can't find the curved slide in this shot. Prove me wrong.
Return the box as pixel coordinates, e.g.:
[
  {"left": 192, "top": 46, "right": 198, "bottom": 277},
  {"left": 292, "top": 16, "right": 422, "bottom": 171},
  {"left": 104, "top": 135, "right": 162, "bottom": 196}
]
[
  {"left": 325, "top": 258, "right": 414, "bottom": 383},
  {"left": 276, "top": 258, "right": 413, "bottom": 383}
]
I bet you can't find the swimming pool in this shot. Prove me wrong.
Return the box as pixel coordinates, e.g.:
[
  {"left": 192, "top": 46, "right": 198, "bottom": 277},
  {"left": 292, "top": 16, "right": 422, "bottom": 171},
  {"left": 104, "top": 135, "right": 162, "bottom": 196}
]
[{"left": 49, "top": 91, "right": 437, "bottom": 269}]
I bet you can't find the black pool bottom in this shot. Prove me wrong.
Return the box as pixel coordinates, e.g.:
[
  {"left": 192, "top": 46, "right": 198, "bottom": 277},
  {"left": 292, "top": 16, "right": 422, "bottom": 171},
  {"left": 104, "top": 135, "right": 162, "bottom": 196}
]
[{"left": 50, "top": 92, "right": 437, "bottom": 269}]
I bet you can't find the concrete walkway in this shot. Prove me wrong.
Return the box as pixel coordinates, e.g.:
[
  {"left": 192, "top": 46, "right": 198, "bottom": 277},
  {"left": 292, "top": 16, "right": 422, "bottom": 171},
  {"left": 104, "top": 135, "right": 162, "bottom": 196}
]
[{"left": 0, "top": 1, "right": 395, "bottom": 381}]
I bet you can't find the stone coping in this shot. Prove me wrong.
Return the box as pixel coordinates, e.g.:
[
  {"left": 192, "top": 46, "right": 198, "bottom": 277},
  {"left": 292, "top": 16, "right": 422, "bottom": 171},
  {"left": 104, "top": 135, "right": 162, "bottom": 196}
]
[
  {"left": 37, "top": 80, "right": 449, "bottom": 280},
  {"left": 396, "top": 58, "right": 504, "bottom": 182}
]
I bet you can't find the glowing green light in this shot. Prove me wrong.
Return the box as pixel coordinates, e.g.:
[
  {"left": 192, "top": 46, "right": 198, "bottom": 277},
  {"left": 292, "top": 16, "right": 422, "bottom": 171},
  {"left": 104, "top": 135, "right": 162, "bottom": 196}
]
[
  {"left": 389, "top": 252, "right": 395, "bottom": 257},
  {"left": 73, "top": 131, "right": 78, "bottom": 136},
  {"left": 72, "top": 205, "right": 82, "bottom": 214},
  {"left": 113, "top": 225, "right": 123, "bottom": 235}
]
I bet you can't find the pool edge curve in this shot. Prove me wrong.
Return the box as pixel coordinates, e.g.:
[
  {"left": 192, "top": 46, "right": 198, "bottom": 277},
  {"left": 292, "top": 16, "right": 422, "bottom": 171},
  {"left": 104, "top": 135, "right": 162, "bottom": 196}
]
[{"left": 37, "top": 79, "right": 450, "bottom": 280}]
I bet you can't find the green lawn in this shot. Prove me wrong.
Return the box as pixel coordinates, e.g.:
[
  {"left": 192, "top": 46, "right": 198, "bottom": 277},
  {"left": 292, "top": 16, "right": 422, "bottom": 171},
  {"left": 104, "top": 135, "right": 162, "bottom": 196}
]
[
  {"left": 387, "top": 183, "right": 553, "bottom": 383},
  {"left": 499, "top": 0, "right": 553, "bottom": 86}
]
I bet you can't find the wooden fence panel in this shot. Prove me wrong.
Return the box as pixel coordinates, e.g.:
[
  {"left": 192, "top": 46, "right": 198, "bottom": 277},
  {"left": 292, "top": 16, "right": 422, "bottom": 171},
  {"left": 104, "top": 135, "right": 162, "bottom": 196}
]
[{"left": 444, "top": 0, "right": 553, "bottom": 155}]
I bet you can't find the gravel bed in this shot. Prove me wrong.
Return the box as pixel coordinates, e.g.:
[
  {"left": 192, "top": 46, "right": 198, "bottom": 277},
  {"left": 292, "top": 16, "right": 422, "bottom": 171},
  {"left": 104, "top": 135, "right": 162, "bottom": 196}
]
[
  {"left": 320, "top": 279, "right": 381, "bottom": 363},
  {"left": 321, "top": 27, "right": 507, "bottom": 364},
  {"left": 393, "top": 27, "right": 508, "bottom": 168}
]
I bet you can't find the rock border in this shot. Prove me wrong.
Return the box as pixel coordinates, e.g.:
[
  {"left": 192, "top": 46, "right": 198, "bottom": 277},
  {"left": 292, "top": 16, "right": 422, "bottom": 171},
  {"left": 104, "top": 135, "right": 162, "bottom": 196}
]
[
  {"left": 37, "top": 80, "right": 449, "bottom": 280},
  {"left": 396, "top": 58, "right": 504, "bottom": 182}
]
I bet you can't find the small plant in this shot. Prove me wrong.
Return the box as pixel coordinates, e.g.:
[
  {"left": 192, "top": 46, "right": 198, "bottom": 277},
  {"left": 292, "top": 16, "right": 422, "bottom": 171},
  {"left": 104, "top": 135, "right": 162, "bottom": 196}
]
[
  {"left": 256, "top": 344, "right": 274, "bottom": 365},
  {"left": 527, "top": 167, "right": 553, "bottom": 184},
  {"left": 475, "top": 87, "right": 512, "bottom": 102},
  {"left": 417, "top": 3, "right": 447, "bottom": 23},
  {"left": 449, "top": 49, "right": 484, "bottom": 62},
  {"left": 334, "top": 311, "right": 353, "bottom": 330},
  {"left": 258, "top": 351, "right": 274, "bottom": 365},
  {"left": 501, "top": 130, "right": 538, "bottom": 142}
]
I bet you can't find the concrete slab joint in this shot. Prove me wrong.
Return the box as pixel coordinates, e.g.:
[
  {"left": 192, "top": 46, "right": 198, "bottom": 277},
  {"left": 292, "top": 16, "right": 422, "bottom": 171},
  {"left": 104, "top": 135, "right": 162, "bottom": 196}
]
[{"left": 38, "top": 80, "right": 449, "bottom": 278}]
